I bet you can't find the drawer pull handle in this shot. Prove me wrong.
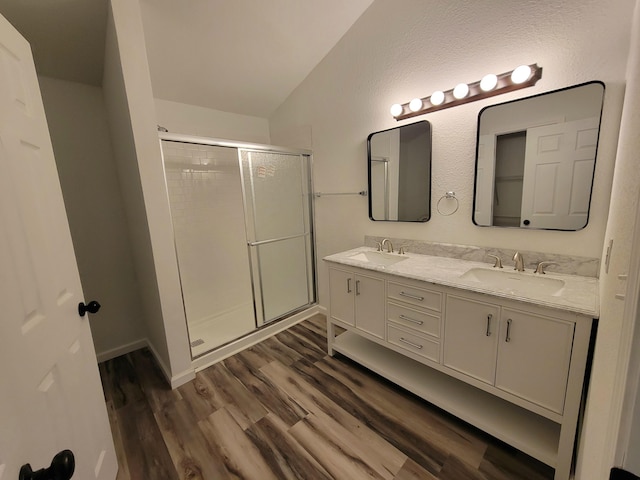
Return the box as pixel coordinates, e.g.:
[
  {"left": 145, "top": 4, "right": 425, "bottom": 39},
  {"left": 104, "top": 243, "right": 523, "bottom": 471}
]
[
  {"left": 506, "top": 318, "right": 512, "bottom": 342},
  {"left": 486, "top": 313, "right": 493, "bottom": 336},
  {"left": 355, "top": 280, "right": 361, "bottom": 296},
  {"left": 399, "top": 337, "right": 423, "bottom": 349},
  {"left": 399, "top": 291, "right": 424, "bottom": 301},
  {"left": 399, "top": 314, "right": 424, "bottom": 325},
  {"left": 347, "top": 278, "right": 352, "bottom": 293}
]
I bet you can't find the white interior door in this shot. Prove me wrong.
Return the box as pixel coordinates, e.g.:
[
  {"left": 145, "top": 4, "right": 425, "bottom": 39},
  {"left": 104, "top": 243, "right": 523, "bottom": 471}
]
[
  {"left": 520, "top": 117, "right": 599, "bottom": 229},
  {"left": 0, "top": 14, "right": 117, "bottom": 480},
  {"left": 474, "top": 134, "right": 496, "bottom": 225}
]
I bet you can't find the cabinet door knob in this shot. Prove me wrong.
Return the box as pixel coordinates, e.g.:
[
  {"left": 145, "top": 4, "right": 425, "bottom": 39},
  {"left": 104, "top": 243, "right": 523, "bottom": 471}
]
[
  {"left": 505, "top": 318, "right": 512, "bottom": 342},
  {"left": 355, "top": 280, "right": 361, "bottom": 295},
  {"left": 486, "top": 314, "right": 493, "bottom": 336},
  {"left": 346, "top": 278, "right": 352, "bottom": 293}
]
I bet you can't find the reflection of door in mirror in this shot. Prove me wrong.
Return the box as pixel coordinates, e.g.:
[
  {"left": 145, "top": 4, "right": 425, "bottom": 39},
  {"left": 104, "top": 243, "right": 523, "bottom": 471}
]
[
  {"left": 473, "top": 81, "right": 604, "bottom": 231},
  {"left": 368, "top": 120, "right": 432, "bottom": 222},
  {"left": 521, "top": 117, "right": 599, "bottom": 229}
]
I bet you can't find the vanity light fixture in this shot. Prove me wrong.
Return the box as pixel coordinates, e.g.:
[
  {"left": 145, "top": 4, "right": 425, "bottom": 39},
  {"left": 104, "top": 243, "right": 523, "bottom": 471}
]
[
  {"left": 409, "top": 98, "right": 423, "bottom": 112},
  {"left": 453, "top": 83, "right": 469, "bottom": 99},
  {"left": 390, "top": 63, "right": 542, "bottom": 120},
  {"left": 430, "top": 90, "right": 445, "bottom": 106}
]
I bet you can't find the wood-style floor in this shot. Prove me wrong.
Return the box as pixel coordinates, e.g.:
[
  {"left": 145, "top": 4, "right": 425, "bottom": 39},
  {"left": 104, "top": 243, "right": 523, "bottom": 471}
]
[{"left": 99, "top": 314, "right": 554, "bottom": 480}]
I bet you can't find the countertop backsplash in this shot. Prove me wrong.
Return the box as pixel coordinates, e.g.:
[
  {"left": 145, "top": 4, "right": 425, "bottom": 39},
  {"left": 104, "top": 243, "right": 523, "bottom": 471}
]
[{"left": 365, "top": 236, "right": 600, "bottom": 278}]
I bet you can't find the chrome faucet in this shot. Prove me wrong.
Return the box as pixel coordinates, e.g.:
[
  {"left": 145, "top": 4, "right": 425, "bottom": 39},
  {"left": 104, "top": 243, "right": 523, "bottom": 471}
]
[
  {"left": 534, "top": 261, "right": 558, "bottom": 274},
  {"left": 381, "top": 238, "right": 394, "bottom": 253},
  {"left": 513, "top": 252, "right": 525, "bottom": 272}
]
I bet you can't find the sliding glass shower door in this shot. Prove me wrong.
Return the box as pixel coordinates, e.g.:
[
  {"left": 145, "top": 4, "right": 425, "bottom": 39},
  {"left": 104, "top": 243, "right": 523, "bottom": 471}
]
[
  {"left": 162, "top": 138, "right": 315, "bottom": 358},
  {"left": 240, "top": 150, "right": 315, "bottom": 325},
  {"left": 162, "top": 141, "right": 256, "bottom": 357}
]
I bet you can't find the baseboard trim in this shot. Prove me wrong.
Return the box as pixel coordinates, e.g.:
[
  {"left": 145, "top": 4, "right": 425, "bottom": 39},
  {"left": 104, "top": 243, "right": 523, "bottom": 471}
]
[
  {"left": 144, "top": 339, "right": 195, "bottom": 389},
  {"left": 191, "top": 305, "right": 322, "bottom": 372},
  {"left": 96, "top": 338, "right": 148, "bottom": 363}
]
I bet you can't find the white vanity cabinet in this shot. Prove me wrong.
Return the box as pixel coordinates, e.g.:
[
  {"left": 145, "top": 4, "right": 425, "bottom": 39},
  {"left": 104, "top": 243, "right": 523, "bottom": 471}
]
[
  {"left": 326, "top": 259, "right": 594, "bottom": 480},
  {"left": 443, "top": 294, "right": 574, "bottom": 415},
  {"left": 328, "top": 265, "right": 385, "bottom": 339}
]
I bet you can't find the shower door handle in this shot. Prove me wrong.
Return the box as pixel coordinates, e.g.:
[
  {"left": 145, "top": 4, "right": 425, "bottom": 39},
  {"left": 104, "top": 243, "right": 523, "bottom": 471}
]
[{"left": 248, "top": 232, "right": 309, "bottom": 247}]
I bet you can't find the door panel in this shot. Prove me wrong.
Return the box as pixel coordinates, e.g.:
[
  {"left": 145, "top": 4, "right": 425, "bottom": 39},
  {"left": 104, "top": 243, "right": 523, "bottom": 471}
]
[
  {"left": 0, "top": 14, "right": 116, "bottom": 479},
  {"left": 495, "top": 309, "right": 574, "bottom": 414},
  {"left": 521, "top": 117, "right": 599, "bottom": 229},
  {"left": 241, "top": 149, "right": 315, "bottom": 325},
  {"left": 443, "top": 295, "right": 500, "bottom": 385},
  {"left": 255, "top": 236, "right": 312, "bottom": 322}
]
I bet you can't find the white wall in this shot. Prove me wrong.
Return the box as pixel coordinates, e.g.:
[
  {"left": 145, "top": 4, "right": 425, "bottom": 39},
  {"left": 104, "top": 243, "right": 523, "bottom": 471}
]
[
  {"left": 38, "top": 76, "right": 145, "bottom": 358},
  {"left": 269, "top": 0, "right": 636, "bottom": 477},
  {"left": 270, "top": 0, "right": 632, "bottom": 307},
  {"left": 154, "top": 98, "right": 270, "bottom": 144},
  {"left": 104, "top": 0, "right": 193, "bottom": 387},
  {"left": 579, "top": 2, "right": 640, "bottom": 477}
]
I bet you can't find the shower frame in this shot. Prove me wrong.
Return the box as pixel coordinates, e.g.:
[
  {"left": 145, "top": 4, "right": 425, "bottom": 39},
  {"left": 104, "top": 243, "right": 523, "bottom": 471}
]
[{"left": 158, "top": 132, "right": 318, "bottom": 358}]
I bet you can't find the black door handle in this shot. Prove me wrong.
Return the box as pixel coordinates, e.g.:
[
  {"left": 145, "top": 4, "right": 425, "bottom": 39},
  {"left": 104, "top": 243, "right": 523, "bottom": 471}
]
[
  {"left": 78, "top": 300, "right": 101, "bottom": 317},
  {"left": 20, "top": 449, "right": 75, "bottom": 480}
]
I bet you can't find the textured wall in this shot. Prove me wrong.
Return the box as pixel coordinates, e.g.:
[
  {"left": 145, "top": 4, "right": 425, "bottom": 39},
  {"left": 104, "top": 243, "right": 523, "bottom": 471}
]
[
  {"left": 154, "top": 98, "right": 271, "bottom": 144},
  {"left": 270, "top": 0, "right": 633, "bottom": 307},
  {"left": 269, "top": 0, "right": 637, "bottom": 477}
]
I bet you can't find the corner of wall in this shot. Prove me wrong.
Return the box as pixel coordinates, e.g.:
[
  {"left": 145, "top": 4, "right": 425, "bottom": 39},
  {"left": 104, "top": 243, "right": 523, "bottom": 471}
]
[{"left": 103, "top": 0, "right": 192, "bottom": 379}]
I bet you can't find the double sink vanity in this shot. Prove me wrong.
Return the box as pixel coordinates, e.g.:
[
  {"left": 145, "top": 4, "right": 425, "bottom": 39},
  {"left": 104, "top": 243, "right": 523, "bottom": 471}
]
[{"left": 324, "top": 245, "right": 598, "bottom": 480}]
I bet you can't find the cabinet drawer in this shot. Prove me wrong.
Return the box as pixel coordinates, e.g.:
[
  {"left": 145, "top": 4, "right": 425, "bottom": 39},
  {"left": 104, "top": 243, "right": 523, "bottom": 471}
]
[
  {"left": 387, "top": 325, "right": 439, "bottom": 363},
  {"left": 387, "top": 281, "right": 442, "bottom": 312},
  {"left": 388, "top": 302, "right": 440, "bottom": 338}
]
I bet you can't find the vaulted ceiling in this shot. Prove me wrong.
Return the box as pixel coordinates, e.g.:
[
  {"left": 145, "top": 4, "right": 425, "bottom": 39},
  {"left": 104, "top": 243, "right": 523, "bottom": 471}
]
[{"left": 0, "top": 0, "right": 373, "bottom": 118}]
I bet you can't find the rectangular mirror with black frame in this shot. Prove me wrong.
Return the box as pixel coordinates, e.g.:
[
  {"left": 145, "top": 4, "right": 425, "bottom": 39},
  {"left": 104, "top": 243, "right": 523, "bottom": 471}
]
[
  {"left": 473, "top": 81, "right": 605, "bottom": 230},
  {"left": 368, "top": 120, "right": 432, "bottom": 222}
]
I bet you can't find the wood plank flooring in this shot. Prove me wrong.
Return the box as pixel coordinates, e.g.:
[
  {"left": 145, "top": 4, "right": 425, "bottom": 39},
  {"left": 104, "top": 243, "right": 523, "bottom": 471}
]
[{"left": 99, "top": 314, "right": 554, "bottom": 480}]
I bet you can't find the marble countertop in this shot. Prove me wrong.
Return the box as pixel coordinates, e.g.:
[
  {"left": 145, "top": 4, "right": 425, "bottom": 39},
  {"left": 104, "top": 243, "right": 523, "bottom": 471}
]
[{"left": 324, "top": 247, "right": 599, "bottom": 318}]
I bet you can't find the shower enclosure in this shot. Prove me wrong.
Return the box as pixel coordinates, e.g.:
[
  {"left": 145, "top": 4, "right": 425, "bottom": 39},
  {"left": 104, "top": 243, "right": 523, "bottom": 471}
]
[{"left": 160, "top": 134, "right": 316, "bottom": 357}]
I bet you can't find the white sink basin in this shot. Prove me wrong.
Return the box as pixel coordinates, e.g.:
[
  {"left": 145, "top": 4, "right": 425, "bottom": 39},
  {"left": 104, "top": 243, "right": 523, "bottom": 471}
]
[
  {"left": 460, "top": 268, "right": 565, "bottom": 296},
  {"left": 348, "top": 251, "right": 408, "bottom": 267}
]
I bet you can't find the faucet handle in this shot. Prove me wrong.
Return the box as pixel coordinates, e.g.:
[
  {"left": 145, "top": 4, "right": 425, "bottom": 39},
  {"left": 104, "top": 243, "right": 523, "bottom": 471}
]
[
  {"left": 376, "top": 242, "right": 383, "bottom": 252},
  {"left": 398, "top": 246, "right": 407, "bottom": 255},
  {"left": 534, "top": 261, "right": 558, "bottom": 274},
  {"left": 487, "top": 254, "right": 503, "bottom": 268}
]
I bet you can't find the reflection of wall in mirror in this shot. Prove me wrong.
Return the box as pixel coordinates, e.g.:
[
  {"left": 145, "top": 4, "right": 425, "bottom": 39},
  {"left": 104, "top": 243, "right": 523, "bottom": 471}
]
[
  {"left": 398, "top": 123, "right": 431, "bottom": 221},
  {"left": 494, "top": 132, "right": 525, "bottom": 227},
  {"left": 370, "top": 130, "right": 400, "bottom": 220}
]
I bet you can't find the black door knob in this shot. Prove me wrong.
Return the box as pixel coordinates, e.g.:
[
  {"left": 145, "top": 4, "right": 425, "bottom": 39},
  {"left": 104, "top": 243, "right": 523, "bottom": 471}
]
[
  {"left": 19, "top": 449, "right": 75, "bottom": 480},
  {"left": 523, "top": 219, "right": 530, "bottom": 226},
  {"left": 78, "top": 300, "right": 101, "bottom": 317}
]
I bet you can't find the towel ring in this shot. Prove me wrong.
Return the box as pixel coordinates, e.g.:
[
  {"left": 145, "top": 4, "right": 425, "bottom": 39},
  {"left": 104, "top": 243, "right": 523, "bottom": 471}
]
[{"left": 436, "top": 191, "right": 459, "bottom": 216}]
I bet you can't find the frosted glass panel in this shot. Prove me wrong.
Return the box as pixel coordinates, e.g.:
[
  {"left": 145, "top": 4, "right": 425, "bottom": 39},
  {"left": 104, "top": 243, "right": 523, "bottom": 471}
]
[
  {"left": 241, "top": 151, "right": 309, "bottom": 241},
  {"left": 256, "top": 236, "right": 312, "bottom": 322},
  {"left": 162, "top": 141, "right": 256, "bottom": 356},
  {"left": 241, "top": 149, "right": 315, "bottom": 324}
]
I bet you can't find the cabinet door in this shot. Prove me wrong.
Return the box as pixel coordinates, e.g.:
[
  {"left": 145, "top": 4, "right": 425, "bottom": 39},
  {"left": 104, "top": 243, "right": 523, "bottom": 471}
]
[
  {"left": 354, "top": 273, "right": 385, "bottom": 339},
  {"left": 329, "top": 267, "right": 355, "bottom": 326},
  {"left": 443, "top": 295, "right": 500, "bottom": 385},
  {"left": 495, "top": 308, "right": 574, "bottom": 414}
]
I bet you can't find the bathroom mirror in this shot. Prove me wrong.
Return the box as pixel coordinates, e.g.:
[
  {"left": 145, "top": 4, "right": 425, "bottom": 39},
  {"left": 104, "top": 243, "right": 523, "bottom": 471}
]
[
  {"left": 473, "top": 81, "right": 604, "bottom": 230},
  {"left": 368, "top": 120, "right": 432, "bottom": 222}
]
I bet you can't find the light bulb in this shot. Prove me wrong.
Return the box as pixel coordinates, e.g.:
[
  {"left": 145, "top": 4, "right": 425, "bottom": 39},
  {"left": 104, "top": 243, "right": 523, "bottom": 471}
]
[
  {"left": 390, "top": 103, "right": 404, "bottom": 117},
  {"left": 430, "top": 90, "right": 445, "bottom": 106},
  {"left": 409, "top": 98, "right": 423, "bottom": 112},
  {"left": 480, "top": 73, "right": 498, "bottom": 92},
  {"left": 511, "top": 65, "right": 532, "bottom": 84},
  {"left": 453, "top": 83, "right": 469, "bottom": 99}
]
